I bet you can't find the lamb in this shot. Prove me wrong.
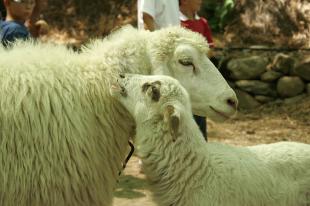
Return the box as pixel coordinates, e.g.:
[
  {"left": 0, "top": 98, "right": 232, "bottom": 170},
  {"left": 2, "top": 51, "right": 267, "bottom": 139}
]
[
  {"left": 0, "top": 26, "right": 237, "bottom": 206},
  {"left": 110, "top": 73, "right": 310, "bottom": 206}
]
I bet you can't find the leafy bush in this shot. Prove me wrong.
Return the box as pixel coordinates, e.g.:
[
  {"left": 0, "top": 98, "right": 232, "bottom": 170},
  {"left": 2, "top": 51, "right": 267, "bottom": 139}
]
[{"left": 201, "top": 0, "right": 235, "bottom": 32}]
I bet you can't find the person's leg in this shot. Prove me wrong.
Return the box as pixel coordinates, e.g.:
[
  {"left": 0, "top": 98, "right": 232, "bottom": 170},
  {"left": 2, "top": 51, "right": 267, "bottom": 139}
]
[
  {"left": 193, "top": 115, "right": 207, "bottom": 141},
  {"left": 0, "top": 0, "right": 6, "bottom": 20}
]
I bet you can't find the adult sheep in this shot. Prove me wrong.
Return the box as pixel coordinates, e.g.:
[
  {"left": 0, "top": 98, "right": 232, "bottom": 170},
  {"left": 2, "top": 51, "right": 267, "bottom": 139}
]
[
  {"left": 110, "top": 73, "right": 310, "bottom": 206},
  {"left": 0, "top": 26, "right": 237, "bottom": 206}
]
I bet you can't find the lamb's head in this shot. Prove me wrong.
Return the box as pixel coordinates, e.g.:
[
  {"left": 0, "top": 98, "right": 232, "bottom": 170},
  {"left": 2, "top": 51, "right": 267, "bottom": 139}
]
[
  {"left": 148, "top": 27, "right": 238, "bottom": 121},
  {"left": 110, "top": 74, "right": 191, "bottom": 142}
]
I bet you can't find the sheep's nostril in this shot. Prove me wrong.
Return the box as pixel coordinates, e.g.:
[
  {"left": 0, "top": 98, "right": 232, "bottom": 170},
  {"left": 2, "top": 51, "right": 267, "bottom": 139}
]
[
  {"left": 119, "top": 74, "right": 125, "bottom": 78},
  {"left": 227, "top": 98, "right": 237, "bottom": 109}
]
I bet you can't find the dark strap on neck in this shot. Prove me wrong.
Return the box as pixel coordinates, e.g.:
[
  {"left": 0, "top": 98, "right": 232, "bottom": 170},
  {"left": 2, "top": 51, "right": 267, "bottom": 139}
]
[{"left": 118, "top": 140, "right": 135, "bottom": 176}]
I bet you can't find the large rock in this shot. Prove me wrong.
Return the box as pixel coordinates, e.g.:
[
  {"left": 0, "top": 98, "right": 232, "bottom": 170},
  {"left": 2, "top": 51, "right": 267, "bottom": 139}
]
[
  {"left": 268, "top": 53, "right": 295, "bottom": 74},
  {"left": 277, "top": 76, "right": 305, "bottom": 97},
  {"left": 227, "top": 56, "right": 269, "bottom": 80},
  {"left": 234, "top": 89, "right": 261, "bottom": 109},
  {"left": 235, "top": 80, "right": 277, "bottom": 97},
  {"left": 294, "top": 57, "right": 310, "bottom": 81},
  {"left": 260, "top": 70, "right": 283, "bottom": 82}
]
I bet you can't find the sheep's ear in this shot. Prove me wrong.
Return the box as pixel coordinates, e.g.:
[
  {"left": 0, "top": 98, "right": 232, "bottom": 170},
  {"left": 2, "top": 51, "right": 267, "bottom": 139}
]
[{"left": 163, "top": 105, "right": 180, "bottom": 142}]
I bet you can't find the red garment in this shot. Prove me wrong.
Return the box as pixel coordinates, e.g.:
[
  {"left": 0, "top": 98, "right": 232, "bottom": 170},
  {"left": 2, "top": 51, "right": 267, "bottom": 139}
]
[{"left": 181, "top": 17, "right": 214, "bottom": 48}]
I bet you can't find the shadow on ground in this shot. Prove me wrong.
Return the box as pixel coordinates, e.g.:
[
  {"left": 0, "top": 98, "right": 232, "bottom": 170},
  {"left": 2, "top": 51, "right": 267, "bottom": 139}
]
[{"left": 114, "top": 175, "right": 149, "bottom": 199}]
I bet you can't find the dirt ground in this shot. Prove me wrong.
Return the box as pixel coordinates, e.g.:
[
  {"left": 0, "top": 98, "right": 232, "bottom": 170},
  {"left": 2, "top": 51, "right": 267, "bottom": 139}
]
[{"left": 112, "top": 96, "right": 310, "bottom": 206}]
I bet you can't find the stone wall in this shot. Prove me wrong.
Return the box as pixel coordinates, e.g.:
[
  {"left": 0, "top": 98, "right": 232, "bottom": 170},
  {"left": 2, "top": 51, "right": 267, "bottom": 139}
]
[{"left": 218, "top": 52, "right": 310, "bottom": 109}]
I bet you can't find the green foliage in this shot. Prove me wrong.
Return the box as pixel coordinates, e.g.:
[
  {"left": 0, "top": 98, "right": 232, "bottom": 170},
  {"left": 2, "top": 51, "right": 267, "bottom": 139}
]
[{"left": 201, "top": 0, "right": 235, "bottom": 32}]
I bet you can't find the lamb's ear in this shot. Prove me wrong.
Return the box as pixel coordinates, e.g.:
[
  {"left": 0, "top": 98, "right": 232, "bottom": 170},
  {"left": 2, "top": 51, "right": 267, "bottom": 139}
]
[{"left": 163, "top": 105, "right": 180, "bottom": 142}]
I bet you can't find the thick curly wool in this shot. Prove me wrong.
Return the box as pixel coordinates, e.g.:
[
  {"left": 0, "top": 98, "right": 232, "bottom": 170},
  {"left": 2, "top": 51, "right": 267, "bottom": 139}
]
[
  {"left": 115, "top": 75, "right": 310, "bottom": 206},
  {"left": 0, "top": 41, "right": 133, "bottom": 206}
]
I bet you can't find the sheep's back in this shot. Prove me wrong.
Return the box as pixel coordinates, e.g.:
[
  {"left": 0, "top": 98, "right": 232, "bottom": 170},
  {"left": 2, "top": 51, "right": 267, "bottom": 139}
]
[{"left": 248, "top": 142, "right": 310, "bottom": 179}]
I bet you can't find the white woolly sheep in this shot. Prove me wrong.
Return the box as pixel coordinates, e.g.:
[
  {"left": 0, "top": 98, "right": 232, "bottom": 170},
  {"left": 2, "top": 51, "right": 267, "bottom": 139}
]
[
  {"left": 110, "top": 73, "right": 310, "bottom": 206},
  {"left": 0, "top": 26, "right": 237, "bottom": 206}
]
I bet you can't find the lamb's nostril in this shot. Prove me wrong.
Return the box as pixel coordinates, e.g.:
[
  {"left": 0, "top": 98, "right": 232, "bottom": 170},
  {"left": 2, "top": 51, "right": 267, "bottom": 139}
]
[
  {"left": 119, "top": 74, "right": 125, "bottom": 78},
  {"left": 227, "top": 98, "right": 237, "bottom": 109},
  {"left": 120, "top": 86, "right": 127, "bottom": 97}
]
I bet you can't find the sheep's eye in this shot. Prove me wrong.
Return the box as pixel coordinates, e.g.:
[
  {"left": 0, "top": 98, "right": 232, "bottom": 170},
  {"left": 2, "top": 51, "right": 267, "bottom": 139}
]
[
  {"left": 178, "top": 59, "right": 193, "bottom": 67},
  {"left": 178, "top": 59, "right": 196, "bottom": 72}
]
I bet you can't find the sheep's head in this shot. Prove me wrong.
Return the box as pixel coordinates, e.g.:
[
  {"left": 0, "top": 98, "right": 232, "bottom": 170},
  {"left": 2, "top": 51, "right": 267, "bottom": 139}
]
[
  {"left": 110, "top": 74, "right": 190, "bottom": 142},
  {"left": 148, "top": 27, "right": 238, "bottom": 122}
]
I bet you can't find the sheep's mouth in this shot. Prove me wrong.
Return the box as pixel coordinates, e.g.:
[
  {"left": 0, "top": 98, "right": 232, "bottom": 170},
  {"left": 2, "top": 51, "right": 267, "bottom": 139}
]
[{"left": 209, "top": 106, "right": 230, "bottom": 119}]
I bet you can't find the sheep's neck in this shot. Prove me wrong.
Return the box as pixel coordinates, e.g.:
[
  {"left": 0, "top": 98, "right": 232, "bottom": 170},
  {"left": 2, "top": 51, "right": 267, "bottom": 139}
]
[
  {"left": 119, "top": 47, "right": 152, "bottom": 75},
  {"left": 93, "top": 38, "right": 153, "bottom": 75},
  {"left": 136, "top": 117, "right": 207, "bottom": 206}
]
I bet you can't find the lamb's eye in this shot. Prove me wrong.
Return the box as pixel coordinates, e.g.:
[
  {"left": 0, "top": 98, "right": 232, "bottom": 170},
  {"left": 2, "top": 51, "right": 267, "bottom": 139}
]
[
  {"left": 142, "top": 82, "right": 161, "bottom": 102},
  {"left": 142, "top": 83, "right": 151, "bottom": 93}
]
